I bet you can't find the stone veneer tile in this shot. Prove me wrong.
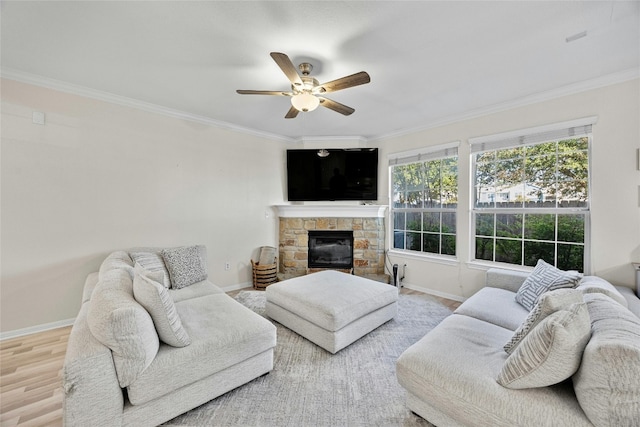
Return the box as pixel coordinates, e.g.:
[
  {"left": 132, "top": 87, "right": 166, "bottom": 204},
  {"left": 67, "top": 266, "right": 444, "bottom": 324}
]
[
  {"left": 279, "top": 216, "right": 385, "bottom": 278},
  {"left": 354, "top": 239, "right": 370, "bottom": 249}
]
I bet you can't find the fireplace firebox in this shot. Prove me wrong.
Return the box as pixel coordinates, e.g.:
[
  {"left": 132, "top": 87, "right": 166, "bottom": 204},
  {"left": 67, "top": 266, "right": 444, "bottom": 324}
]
[{"left": 308, "top": 230, "right": 354, "bottom": 270}]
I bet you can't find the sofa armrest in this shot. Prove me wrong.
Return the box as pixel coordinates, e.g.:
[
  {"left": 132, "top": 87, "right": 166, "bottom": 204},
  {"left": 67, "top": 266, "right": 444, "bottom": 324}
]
[
  {"left": 485, "top": 268, "right": 529, "bottom": 293},
  {"left": 615, "top": 285, "right": 640, "bottom": 318},
  {"left": 63, "top": 304, "right": 124, "bottom": 426}
]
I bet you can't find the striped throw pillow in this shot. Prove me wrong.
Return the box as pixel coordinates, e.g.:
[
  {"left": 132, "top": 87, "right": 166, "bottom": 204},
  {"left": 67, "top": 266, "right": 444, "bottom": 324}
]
[
  {"left": 497, "top": 301, "right": 591, "bottom": 389},
  {"left": 133, "top": 265, "right": 191, "bottom": 347},
  {"left": 504, "top": 288, "right": 583, "bottom": 354},
  {"left": 130, "top": 251, "right": 171, "bottom": 288}
]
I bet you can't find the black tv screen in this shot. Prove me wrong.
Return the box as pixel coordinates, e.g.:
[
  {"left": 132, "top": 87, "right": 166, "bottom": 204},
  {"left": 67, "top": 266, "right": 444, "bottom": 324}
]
[{"left": 286, "top": 148, "right": 378, "bottom": 201}]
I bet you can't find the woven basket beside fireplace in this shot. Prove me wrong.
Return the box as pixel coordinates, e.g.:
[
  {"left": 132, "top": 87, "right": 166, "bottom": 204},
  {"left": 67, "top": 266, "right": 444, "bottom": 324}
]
[{"left": 251, "top": 258, "right": 278, "bottom": 289}]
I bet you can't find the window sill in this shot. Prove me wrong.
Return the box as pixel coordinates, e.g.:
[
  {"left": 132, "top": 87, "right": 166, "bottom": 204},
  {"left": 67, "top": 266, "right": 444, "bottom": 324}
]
[
  {"left": 387, "top": 249, "right": 459, "bottom": 267},
  {"left": 466, "top": 260, "right": 534, "bottom": 273}
]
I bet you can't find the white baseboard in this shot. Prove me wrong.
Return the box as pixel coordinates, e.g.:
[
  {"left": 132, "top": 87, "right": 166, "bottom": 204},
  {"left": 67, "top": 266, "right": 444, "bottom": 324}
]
[
  {"left": 0, "top": 318, "right": 75, "bottom": 341},
  {"left": 220, "top": 281, "right": 253, "bottom": 293},
  {"left": 402, "top": 282, "right": 465, "bottom": 303}
]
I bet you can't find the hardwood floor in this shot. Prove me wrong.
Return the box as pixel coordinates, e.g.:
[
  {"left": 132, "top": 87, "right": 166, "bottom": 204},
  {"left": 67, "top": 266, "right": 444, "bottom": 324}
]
[
  {"left": 0, "top": 287, "right": 460, "bottom": 427},
  {"left": 1, "top": 327, "right": 71, "bottom": 427}
]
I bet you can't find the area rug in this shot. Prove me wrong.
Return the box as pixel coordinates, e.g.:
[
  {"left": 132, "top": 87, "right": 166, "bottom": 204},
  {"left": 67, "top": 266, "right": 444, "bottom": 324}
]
[{"left": 162, "top": 291, "right": 452, "bottom": 426}]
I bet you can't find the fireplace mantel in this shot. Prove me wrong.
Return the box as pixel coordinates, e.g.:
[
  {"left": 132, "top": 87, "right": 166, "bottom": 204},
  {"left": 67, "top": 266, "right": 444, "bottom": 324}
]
[{"left": 275, "top": 205, "right": 388, "bottom": 218}]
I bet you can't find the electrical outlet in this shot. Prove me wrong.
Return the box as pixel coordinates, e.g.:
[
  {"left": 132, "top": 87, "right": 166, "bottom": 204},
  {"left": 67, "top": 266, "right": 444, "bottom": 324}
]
[{"left": 225, "top": 261, "right": 231, "bottom": 271}]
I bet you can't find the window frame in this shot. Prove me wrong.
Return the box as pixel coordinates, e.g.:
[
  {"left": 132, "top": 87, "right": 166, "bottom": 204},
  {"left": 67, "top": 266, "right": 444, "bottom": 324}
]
[
  {"left": 388, "top": 142, "right": 460, "bottom": 261},
  {"left": 469, "top": 117, "right": 595, "bottom": 273}
]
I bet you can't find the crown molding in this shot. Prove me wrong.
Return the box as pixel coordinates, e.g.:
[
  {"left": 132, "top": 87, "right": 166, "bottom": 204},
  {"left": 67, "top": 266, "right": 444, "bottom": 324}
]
[
  {"left": 294, "top": 136, "right": 369, "bottom": 145},
  {"left": 0, "top": 67, "right": 295, "bottom": 144},
  {"left": 371, "top": 67, "right": 640, "bottom": 142},
  {"left": 3, "top": 66, "right": 637, "bottom": 145}
]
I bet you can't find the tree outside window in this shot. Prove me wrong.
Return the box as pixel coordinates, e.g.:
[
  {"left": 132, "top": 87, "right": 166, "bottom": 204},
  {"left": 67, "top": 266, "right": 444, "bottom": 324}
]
[
  {"left": 472, "top": 137, "right": 589, "bottom": 271},
  {"left": 391, "top": 155, "right": 458, "bottom": 257}
]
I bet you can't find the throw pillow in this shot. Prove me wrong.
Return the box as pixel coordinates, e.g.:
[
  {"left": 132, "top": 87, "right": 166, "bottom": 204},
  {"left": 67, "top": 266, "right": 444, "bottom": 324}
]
[
  {"left": 504, "top": 288, "right": 584, "bottom": 354},
  {"left": 573, "top": 293, "right": 640, "bottom": 427},
  {"left": 130, "top": 251, "right": 171, "bottom": 288},
  {"left": 515, "top": 259, "right": 581, "bottom": 311},
  {"left": 161, "top": 245, "right": 208, "bottom": 289},
  {"left": 132, "top": 265, "right": 191, "bottom": 347},
  {"left": 497, "top": 301, "right": 591, "bottom": 389}
]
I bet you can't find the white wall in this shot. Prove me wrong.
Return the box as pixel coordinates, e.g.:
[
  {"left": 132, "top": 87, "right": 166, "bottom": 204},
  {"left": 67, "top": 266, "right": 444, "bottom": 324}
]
[
  {"left": 376, "top": 79, "right": 640, "bottom": 300},
  {"left": 1, "top": 79, "right": 288, "bottom": 333},
  {"left": 2, "top": 77, "right": 639, "bottom": 334}
]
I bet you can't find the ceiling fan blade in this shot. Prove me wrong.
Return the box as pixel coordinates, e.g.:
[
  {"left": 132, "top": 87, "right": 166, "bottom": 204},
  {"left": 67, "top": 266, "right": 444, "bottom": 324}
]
[
  {"left": 236, "top": 90, "right": 291, "bottom": 96},
  {"left": 285, "top": 105, "right": 299, "bottom": 119},
  {"left": 270, "top": 52, "right": 303, "bottom": 88},
  {"left": 316, "top": 71, "right": 370, "bottom": 94},
  {"left": 318, "top": 97, "right": 355, "bottom": 116}
]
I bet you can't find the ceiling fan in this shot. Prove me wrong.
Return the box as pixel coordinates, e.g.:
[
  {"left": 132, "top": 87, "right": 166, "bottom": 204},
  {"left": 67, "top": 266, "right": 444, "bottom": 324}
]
[{"left": 236, "top": 52, "right": 371, "bottom": 119}]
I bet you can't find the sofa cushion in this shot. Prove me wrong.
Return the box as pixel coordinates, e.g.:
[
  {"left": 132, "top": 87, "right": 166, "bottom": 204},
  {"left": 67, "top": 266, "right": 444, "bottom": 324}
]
[
  {"left": 573, "top": 293, "right": 640, "bottom": 427},
  {"left": 454, "top": 287, "right": 529, "bottom": 331},
  {"left": 515, "top": 259, "right": 581, "bottom": 311},
  {"left": 486, "top": 268, "right": 529, "bottom": 293},
  {"left": 161, "top": 245, "right": 208, "bottom": 289},
  {"left": 169, "top": 279, "right": 224, "bottom": 303},
  {"left": 497, "top": 302, "right": 591, "bottom": 389},
  {"left": 130, "top": 251, "right": 171, "bottom": 288},
  {"left": 133, "top": 265, "right": 191, "bottom": 347},
  {"left": 504, "top": 288, "right": 584, "bottom": 354},
  {"left": 87, "top": 267, "right": 159, "bottom": 388},
  {"left": 577, "top": 276, "right": 628, "bottom": 308},
  {"left": 99, "top": 250, "right": 134, "bottom": 279},
  {"left": 82, "top": 272, "right": 99, "bottom": 303},
  {"left": 126, "top": 293, "right": 277, "bottom": 405}
]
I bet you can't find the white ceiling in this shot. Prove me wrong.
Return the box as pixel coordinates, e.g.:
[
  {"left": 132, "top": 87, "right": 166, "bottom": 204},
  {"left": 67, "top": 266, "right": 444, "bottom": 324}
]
[{"left": 2, "top": 1, "right": 639, "bottom": 141}]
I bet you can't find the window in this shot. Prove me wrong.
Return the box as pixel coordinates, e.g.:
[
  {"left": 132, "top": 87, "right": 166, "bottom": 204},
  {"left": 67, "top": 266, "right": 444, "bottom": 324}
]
[
  {"left": 390, "top": 143, "right": 458, "bottom": 257},
  {"left": 470, "top": 119, "right": 593, "bottom": 272}
]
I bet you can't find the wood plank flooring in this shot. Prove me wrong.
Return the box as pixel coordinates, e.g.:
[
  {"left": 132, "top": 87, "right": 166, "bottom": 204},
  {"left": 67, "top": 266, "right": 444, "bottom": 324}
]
[
  {"left": 1, "top": 327, "right": 70, "bottom": 427},
  {"left": 0, "top": 287, "right": 460, "bottom": 427}
]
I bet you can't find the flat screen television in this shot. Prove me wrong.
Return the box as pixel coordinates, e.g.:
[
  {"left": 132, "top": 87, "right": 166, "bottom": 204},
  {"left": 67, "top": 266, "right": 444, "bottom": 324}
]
[{"left": 286, "top": 148, "right": 378, "bottom": 201}]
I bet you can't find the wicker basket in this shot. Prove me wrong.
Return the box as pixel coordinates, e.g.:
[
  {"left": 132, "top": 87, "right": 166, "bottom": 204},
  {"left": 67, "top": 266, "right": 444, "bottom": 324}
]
[{"left": 251, "top": 258, "right": 278, "bottom": 289}]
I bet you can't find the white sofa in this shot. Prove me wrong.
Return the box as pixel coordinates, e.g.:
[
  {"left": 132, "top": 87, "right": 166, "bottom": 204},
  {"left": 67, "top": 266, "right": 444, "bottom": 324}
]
[
  {"left": 397, "top": 267, "right": 640, "bottom": 427},
  {"left": 62, "top": 247, "right": 277, "bottom": 426}
]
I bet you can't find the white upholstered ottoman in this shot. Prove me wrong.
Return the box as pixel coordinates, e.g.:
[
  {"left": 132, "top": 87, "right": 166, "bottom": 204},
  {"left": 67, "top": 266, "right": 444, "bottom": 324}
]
[{"left": 265, "top": 270, "right": 398, "bottom": 353}]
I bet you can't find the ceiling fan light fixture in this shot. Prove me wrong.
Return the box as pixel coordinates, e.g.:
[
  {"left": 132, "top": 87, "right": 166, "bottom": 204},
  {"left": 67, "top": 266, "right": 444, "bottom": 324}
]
[
  {"left": 237, "top": 52, "right": 370, "bottom": 118},
  {"left": 291, "top": 93, "right": 320, "bottom": 112}
]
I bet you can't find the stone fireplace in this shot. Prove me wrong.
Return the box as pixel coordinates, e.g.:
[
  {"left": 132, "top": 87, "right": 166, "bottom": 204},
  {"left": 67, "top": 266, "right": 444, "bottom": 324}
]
[{"left": 276, "top": 205, "right": 387, "bottom": 280}]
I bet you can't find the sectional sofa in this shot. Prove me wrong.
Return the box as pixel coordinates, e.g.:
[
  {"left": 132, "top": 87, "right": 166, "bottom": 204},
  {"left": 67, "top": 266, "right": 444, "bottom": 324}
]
[
  {"left": 397, "top": 262, "right": 640, "bottom": 427},
  {"left": 62, "top": 247, "right": 277, "bottom": 426}
]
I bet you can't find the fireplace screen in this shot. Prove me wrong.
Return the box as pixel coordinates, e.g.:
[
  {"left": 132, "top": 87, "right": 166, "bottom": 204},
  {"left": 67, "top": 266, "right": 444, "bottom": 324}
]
[{"left": 308, "top": 230, "right": 354, "bottom": 269}]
